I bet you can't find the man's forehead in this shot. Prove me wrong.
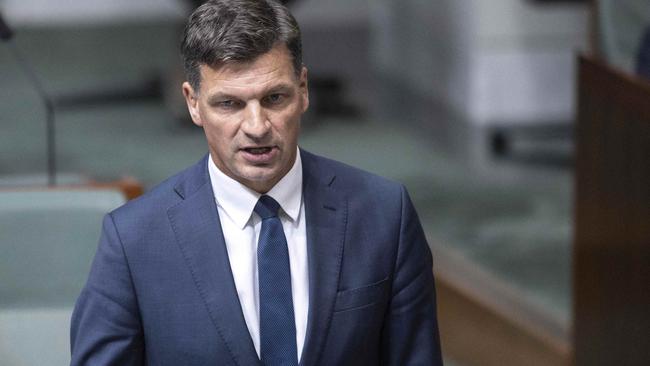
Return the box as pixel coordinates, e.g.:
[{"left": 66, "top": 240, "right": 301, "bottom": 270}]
[
  {"left": 203, "top": 45, "right": 294, "bottom": 77},
  {"left": 199, "top": 63, "right": 293, "bottom": 90},
  {"left": 200, "top": 60, "right": 280, "bottom": 81},
  {"left": 197, "top": 46, "right": 300, "bottom": 95}
]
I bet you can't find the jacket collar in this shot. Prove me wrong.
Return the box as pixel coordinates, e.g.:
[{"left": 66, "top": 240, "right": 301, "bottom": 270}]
[
  {"left": 169, "top": 154, "right": 261, "bottom": 366},
  {"left": 298, "top": 149, "right": 347, "bottom": 366}
]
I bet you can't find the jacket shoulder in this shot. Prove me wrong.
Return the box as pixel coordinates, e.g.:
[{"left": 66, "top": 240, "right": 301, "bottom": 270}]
[
  {"left": 302, "top": 150, "right": 404, "bottom": 197},
  {"left": 109, "top": 155, "right": 208, "bottom": 222}
]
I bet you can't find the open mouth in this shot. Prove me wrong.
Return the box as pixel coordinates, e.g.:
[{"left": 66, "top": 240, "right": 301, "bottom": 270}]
[
  {"left": 240, "top": 146, "right": 276, "bottom": 164},
  {"left": 243, "top": 146, "right": 273, "bottom": 155}
]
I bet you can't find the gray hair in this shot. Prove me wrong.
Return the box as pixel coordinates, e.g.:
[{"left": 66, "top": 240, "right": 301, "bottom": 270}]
[{"left": 180, "top": 0, "right": 303, "bottom": 91}]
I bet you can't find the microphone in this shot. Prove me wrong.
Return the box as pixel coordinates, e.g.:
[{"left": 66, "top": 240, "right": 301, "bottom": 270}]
[
  {"left": 0, "top": 12, "right": 13, "bottom": 40},
  {"left": 0, "top": 12, "right": 57, "bottom": 186}
]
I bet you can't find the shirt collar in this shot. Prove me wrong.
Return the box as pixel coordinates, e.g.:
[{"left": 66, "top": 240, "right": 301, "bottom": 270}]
[{"left": 208, "top": 148, "right": 303, "bottom": 229}]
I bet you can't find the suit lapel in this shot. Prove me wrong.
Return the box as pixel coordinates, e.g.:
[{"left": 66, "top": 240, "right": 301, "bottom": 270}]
[
  {"left": 299, "top": 150, "right": 347, "bottom": 366},
  {"left": 167, "top": 156, "right": 261, "bottom": 366}
]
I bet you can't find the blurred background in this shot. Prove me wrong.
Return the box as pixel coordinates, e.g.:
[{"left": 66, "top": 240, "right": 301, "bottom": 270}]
[{"left": 1, "top": 0, "right": 648, "bottom": 365}]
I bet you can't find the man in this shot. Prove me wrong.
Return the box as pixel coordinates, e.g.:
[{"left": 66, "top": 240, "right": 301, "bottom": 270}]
[{"left": 70, "top": 1, "right": 443, "bottom": 365}]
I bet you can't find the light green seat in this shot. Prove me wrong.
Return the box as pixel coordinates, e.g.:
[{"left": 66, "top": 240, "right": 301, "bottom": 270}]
[{"left": 0, "top": 189, "right": 126, "bottom": 366}]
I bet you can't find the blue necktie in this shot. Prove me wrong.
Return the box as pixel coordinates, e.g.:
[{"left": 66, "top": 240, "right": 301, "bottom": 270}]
[{"left": 255, "top": 195, "right": 297, "bottom": 366}]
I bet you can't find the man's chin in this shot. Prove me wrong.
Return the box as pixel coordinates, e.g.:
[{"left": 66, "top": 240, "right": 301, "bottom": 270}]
[{"left": 234, "top": 167, "right": 282, "bottom": 191}]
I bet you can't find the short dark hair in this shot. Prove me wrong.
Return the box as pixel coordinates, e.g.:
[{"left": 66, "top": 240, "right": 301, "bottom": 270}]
[{"left": 181, "top": 0, "right": 303, "bottom": 91}]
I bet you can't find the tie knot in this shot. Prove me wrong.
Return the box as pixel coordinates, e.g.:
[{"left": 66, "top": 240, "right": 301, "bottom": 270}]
[{"left": 254, "top": 195, "right": 281, "bottom": 219}]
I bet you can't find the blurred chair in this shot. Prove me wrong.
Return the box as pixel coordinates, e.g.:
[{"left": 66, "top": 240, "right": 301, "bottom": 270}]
[
  {"left": 0, "top": 188, "right": 126, "bottom": 366},
  {"left": 0, "top": 175, "right": 143, "bottom": 200},
  {"left": 0, "top": 173, "right": 89, "bottom": 188}
]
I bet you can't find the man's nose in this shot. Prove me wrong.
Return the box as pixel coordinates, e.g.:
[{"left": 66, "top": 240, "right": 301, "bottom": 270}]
[{"left": 242, "top": 101, "right": 270, "bottom": 138}]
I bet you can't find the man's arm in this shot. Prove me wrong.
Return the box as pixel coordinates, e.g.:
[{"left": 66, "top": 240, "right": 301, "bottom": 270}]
[
  {"left": 70, "top": 214, "right": 144, "bottom": 366},
  {"left": 380, "top": 186, "right": 443, "bottom": 365}
]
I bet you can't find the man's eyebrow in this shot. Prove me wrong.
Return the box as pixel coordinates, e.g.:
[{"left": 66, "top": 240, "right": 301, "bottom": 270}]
[
  {"left": 266, "top": 83, "right": 294, "bottom": 94},
  {"left": 205, "top": 83, "right": 295, "bottom": 105}
]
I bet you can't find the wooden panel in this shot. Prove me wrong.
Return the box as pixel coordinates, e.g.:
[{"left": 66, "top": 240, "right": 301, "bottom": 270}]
[
  {"left": 434, "top": 246, "right": 570, "bottom": 366},
  {"left": 573, "top": 55, "right": 650, "bottom": 366}
]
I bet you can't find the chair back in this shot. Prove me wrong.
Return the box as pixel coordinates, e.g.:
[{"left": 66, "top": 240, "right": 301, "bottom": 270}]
[{"left": 0, "top": 188, "right": 125, "bottom": 366}]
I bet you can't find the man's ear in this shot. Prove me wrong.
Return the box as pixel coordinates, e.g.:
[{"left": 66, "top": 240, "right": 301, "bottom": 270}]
[
  {"left": 299, "top": 66, "right": 309, "bottom": 113},
  {"left": 182, "top": 81, "right": 203, "bottom": 127}
]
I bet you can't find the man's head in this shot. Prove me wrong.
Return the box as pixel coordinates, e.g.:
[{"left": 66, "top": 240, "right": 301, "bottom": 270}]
[
  {"left": 181, "top": 0, "right": 303, "bottom": 92},
  {"left": 180, "top": 0, "right": 309, "bottom": 194}
]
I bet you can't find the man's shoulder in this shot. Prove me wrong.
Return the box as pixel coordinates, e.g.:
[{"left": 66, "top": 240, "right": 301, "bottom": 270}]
[
  {"left": 301, "top": 149, "right": 404, "bottom": 200},
  {"left": 302, "top": 149, "right": 402, "bottom": 188},
  {"left": 109, "top": 155, "right": 208, "bottom": 221}
]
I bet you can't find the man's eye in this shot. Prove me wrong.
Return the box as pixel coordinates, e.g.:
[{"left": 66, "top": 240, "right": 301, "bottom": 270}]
[
  {"left": 217, "top": 100, "right": 240, "bottom": 109},
  {"left": 264, "top": 93, "right": 285, "bottom": 105}
]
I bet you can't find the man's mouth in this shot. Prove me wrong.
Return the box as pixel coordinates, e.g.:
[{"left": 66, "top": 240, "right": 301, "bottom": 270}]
[
  {"left": 243, "top": 146, "right": 273, "bottom": 155},
  {"left": 240, "top": 146, "right": 277, "bottom": 164}
]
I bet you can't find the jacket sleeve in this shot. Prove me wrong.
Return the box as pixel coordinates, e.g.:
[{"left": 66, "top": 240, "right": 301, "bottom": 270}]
[
  {"left": 70, "top": 213, "right": 145, "bottom": 366},
  {"left": 380, "top": 186, "right": 443, "bottom": 365}
]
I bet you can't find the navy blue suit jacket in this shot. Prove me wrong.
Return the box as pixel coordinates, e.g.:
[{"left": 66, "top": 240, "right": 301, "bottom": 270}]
[{"left": 70, "top": 149, "right": 443, "bottom": 365}]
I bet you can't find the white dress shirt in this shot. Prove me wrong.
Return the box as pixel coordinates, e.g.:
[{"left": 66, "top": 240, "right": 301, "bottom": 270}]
[{"left": 207, "top": 151, "right": 309, "bottom": 362}]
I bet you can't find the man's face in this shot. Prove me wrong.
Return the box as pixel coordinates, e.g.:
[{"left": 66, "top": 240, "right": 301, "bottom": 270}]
[{"left": 183, "top": 45, "right": 309, "bottom": 193}]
